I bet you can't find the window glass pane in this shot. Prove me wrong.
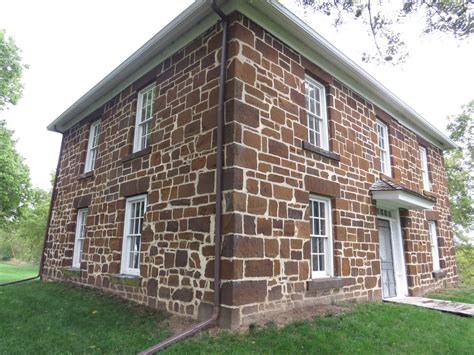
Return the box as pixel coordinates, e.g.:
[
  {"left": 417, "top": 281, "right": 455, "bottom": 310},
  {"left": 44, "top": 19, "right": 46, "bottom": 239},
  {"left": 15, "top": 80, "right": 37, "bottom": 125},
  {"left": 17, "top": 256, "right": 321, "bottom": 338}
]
[
  {"left": 135, "top": 236, "right": 141, "bottom": 252},
  {"left": 319, "top": 202, "right": 325, "bottom": 218},
  {"left": 312, "top": 255, "right": 319, "bottom": 272},
  {"left": 308, "top": 114, "right": 315, "bottom": 130},
  {"left": 314, "top": 218, "right": 320, "bottom": 235},
  {"left": 78, "top": 239, "right": 83, "bottom": 256},
  {"left": 314, "top": 118, "right": 321, "bottom": 133},
  {"left": 318, "top": 237, "right": 325, "bottom": 254},
  {"left": 311, "top": 237, "right": 318, "bottom": 253},
  {"left": 314, "top": 87, "right": 320, "bottom": 101},
  {"left": 315, "top": 133, "right": 321, "bottom": 147},
  {"left": 319, "top": 254, "right": 325, "bottom": 271},
  {"left": 134, "top": 253, "right": 139, "bottom": 269}
]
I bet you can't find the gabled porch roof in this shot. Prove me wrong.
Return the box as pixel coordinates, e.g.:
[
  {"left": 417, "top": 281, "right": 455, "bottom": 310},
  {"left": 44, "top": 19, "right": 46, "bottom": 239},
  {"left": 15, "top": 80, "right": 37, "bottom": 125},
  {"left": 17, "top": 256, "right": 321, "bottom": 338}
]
[{"left": 370, "top": 178, "right": 435, "bottom": 210}]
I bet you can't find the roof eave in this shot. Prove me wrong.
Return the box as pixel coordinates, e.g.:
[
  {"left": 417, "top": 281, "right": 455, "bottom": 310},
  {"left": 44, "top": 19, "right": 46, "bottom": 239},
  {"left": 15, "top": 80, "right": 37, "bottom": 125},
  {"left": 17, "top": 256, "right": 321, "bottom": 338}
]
[
  {"left": 47, "top": 0, "right": 456, "bottom": 150},
  {"left": 47, "top": 0, "right": 213, "bottom": 132}
]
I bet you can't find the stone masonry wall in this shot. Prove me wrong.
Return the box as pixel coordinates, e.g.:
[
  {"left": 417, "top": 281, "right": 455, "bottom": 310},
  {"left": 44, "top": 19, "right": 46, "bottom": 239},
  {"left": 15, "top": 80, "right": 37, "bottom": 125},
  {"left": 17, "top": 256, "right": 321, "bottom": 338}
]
[
  {"left": 43, "top": 22, "right": 228, "bottom": 320},
  {"left": 42, "top": 11, "right": 457, "bottom": 328},
  {"left": 219, "top": 13, "right": 457, "bottom": 326}
]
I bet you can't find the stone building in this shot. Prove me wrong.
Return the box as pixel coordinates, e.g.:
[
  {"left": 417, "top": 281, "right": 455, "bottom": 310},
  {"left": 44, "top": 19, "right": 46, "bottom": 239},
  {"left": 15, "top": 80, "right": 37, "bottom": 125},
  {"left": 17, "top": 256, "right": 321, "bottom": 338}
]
[{"left": 42, "top": 0, "right": 458, "bottom": 328}]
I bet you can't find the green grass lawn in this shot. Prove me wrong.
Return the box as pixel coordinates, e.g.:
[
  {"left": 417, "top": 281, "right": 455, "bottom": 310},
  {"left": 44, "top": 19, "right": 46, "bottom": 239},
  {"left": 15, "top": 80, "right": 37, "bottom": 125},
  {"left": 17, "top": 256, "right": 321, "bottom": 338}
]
[
  {"left": 0, "top": 281, "right": 170, "bottom": 353},
  {"left": 167, "top": 298, "right": 474, "bottom": 354},
  {"left": 0, "top": 281, "right": 473, "bottom": 354},
  {"left": 0, "top": 261, "right": 38, "bottom": 283}
]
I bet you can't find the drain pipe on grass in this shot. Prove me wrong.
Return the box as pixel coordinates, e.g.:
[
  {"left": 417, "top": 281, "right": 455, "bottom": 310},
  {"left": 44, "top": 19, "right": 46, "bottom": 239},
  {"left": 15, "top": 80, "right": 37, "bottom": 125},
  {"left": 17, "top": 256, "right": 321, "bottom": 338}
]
[
  {"left": 138, "top": 2, "right": 228, "bottom": 354},
  {"left": 0, "top": 126, "right": 64, "bottom": 287}
]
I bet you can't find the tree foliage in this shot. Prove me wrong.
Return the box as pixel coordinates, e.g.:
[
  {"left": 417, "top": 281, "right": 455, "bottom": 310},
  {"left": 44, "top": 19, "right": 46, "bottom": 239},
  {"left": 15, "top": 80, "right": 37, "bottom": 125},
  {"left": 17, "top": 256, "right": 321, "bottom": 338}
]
[
  {"left": 0, "top": 120, "right": 31, "bottom": 228},
  {"left": 445, "top": 100, "right": 474, "bottom": 243},
  {"left": 0, "top": 29, "right": 27, "bottom": 110},
  {"left": 0, "top": 188, "right": 50, "bottom": 263},
  {"left": 297, "top": 0, "right": 473, "bottom": 64}
]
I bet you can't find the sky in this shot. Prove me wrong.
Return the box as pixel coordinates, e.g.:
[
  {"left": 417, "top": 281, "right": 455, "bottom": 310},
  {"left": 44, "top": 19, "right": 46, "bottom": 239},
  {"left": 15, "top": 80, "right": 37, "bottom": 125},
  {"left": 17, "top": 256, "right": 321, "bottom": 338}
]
[{"left": 1, "top": 0, "right": 473, "bottom": 190}]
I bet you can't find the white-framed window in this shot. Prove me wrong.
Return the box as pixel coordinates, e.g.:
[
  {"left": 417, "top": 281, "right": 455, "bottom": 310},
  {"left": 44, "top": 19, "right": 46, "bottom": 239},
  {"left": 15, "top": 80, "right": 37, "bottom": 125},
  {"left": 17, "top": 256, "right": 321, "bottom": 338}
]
[
  {"left": 121, "top": 194, "right": 147, "bottom": 276},
  {"left": 133, "top": 84, "right": 155, "bottom": 152},
  {"left": 305, "top": 76, "right": 329, "bottom": 150},
  {"left": 310, "top": 195, "right": 333, "bottom": 278},
  {"left": 428, "top": 221, "right": 441, "bottom": 271},
  {"left": 84, "top": 120, "right": 101, "bottom": 173},
  {"left": 376, "top": 119, "right": 391, "bottom": 176},
  {"left": 419, "top": 146, "right": 431, "bottom": 191},
  {"left": 72, "top": 208, "right": 88, "bottom": 268}
]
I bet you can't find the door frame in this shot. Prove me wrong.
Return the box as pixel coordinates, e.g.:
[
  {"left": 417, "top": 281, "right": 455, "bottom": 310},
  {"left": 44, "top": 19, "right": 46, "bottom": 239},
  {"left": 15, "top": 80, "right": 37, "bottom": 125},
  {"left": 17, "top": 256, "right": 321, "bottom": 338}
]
[{"left": 376, "top": 207, "right": 408, "bottom": 298}]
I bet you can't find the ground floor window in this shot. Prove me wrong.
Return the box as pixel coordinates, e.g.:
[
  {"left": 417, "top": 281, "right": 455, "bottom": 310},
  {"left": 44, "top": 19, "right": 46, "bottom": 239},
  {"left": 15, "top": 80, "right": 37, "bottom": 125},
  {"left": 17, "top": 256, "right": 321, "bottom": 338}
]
[
  {"left": 428, "top": 221, "right": 441, "bottom": 271},
  {"left": 72, "top": 208, "right": 88, "bottom": 268},
  {"left": 121, "top": 194, "right": 147, "bottom": 276},
  {"left": 310, "top": 195, "right": 333, "bottom": 278}
]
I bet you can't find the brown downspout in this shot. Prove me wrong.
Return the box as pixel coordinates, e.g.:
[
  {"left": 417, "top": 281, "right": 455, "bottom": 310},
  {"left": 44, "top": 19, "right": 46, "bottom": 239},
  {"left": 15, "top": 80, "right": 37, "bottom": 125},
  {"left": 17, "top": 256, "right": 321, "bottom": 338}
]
[
  {"left": 0, "top": 126, "right": 64, "bottom": 286},
  {"left": 138, "top": 2, "right": 228, "bottom": 354}
]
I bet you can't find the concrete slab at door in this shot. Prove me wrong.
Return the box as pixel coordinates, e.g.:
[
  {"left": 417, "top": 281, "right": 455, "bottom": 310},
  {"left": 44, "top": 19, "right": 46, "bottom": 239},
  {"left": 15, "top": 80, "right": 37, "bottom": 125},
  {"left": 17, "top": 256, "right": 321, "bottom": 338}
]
[{"left": 386, "top": 297, "right": 474, "bottom": 317}]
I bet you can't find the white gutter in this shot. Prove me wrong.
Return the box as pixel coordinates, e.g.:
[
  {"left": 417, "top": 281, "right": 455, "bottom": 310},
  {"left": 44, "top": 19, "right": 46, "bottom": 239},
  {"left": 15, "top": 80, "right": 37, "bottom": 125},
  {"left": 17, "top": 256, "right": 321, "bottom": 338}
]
[{"left": 47, "top": 0, "right": 456, "bottom": 149}]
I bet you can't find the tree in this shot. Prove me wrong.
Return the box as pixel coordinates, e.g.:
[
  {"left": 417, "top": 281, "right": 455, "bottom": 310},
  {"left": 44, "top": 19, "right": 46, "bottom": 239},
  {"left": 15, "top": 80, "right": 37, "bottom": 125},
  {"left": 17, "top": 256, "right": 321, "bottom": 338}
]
[
  {"left": 0, "top": 188, "right": 50, "bottom": 262},
  {"left": 0, "top": 120, "right": 31, "bottom": 229},
  {"left": 0, "top": 29, "right": 27, "bottom": 110},
  {"left": 297, "top": 0, "right": 473, "bottom": 64},
  {"left": 445, "top": 100, "right": 474, "bottom": 243}
]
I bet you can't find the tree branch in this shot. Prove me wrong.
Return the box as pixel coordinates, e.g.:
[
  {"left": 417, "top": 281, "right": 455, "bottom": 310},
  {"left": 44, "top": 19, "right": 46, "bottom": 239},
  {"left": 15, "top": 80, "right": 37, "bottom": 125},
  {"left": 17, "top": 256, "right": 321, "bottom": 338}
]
[{"left": 367, "top": 0, "right": 383, "bottom": 58}]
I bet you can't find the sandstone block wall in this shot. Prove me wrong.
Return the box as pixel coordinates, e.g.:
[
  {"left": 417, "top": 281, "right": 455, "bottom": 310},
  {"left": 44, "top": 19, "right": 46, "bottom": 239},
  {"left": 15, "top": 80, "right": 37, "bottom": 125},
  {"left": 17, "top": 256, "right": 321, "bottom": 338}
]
[
  {"left": 43, "top": 22, "right": 227, "bottom": 319},
  {"left": 219, "top": 13, "right": 457, "bottom": 326}
]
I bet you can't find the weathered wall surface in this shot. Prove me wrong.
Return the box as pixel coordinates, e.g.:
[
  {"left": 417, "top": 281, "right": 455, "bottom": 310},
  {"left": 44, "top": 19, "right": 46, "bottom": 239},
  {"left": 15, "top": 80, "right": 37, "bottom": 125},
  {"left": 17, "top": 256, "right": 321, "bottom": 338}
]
[
  {"left": 43, "top": 22, "right": 228, "bottom": 320},
  {"left": 220, "top": 13, "right": 457, "bottom": 326},
  {"left": 43, "top": 11, "right": 457, "bottom": 328}
]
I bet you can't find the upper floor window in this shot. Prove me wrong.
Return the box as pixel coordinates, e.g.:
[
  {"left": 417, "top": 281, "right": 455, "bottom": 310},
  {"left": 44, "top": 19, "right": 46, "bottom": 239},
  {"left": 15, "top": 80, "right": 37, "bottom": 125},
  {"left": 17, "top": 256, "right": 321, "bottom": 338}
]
[
  {"left": 133, "top": 85, "right": 155, "bottom": 152},
  {"left": 72, "top": 208, "right": 88, "bottom": 268},
  {"left": 121, "top": 194, "right": 147, "bottom": 276},
  {"left": 310, "top": 195, "right": 333, "bottom": 278},
  {"left": 419, "top": 146, "right": 431, "bottom": 191},
  {"left": 376, "top": 119, "right": 391, "bottom": 176},
  {"left": 305, "top": 76, "right": 329, "bottom": 150},
  {"left": 428, "top": 221, "right": 440, "bottom": 271},
  {"left": 84, "top": 120, "right": 101, "bottom": 173}
]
